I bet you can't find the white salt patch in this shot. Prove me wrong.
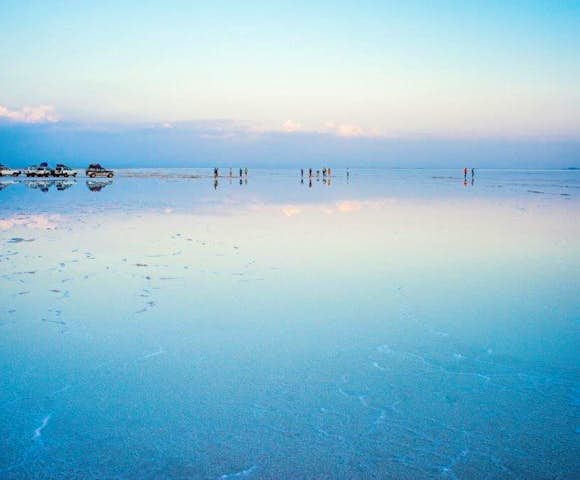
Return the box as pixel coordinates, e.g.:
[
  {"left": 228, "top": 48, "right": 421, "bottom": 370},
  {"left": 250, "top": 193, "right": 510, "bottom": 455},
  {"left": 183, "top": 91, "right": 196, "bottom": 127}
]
[
  {"left": 31, "top": 415, "right": 51, "bottom": 441},
  {"left": 219, "top": 465, "right": 257, "bottom": 479}
]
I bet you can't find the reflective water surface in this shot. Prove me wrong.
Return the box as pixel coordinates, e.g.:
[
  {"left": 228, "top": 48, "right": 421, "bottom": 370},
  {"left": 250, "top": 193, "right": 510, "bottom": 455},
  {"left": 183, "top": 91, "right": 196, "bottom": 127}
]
[{"left": 1, "top": 169, "right": 579, "bottom": 479}]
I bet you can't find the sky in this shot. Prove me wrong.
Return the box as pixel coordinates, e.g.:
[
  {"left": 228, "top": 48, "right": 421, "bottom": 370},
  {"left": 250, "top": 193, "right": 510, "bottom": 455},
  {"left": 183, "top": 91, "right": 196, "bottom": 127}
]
[{"left": 1, "top": 1, "right": 579, "bottom": 167}]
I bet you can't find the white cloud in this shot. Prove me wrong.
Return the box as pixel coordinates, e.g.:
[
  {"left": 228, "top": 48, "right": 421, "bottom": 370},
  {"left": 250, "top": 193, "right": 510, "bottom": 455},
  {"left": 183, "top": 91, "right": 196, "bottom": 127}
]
[
  {"left": 0, "top": 104, "right": 59, "bottom": 123},
  {"left": 322, "top": 122, "right": 366, "bottom": 137},
  {"left": 282, "top": 119, "right": 302, "bottom": 132},
  {"left": 0, "top": 214, "right": 60, "bottom": 230}
]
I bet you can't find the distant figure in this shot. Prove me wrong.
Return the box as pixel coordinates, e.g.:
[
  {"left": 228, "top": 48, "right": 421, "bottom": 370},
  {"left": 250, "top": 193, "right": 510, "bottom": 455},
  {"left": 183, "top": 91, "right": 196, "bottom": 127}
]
[
  {"left": 229, "top": 168, "right": 233, "bottom": 177},
  {"left": 328, "top": 167, "right": 332, "bottom": 177},
  {"left": 301, "top": 168, "right": 304, "bottom": 178},
  {"left": 214, "top": 178, "right": 218, "bottom": 190},
  {"left": 346, "top": 168, "right": 350, "bottom": 179},
  {"left": 308, "top": 168, "right": 312, "bottom": 178},
  {"left": 301, "top": 178, "right": 304, "bottom": 185},
  {"left": 309, "top": 178, "right": 312, "bottom": 188},
  {"left": 471, "top": 168, "right": 475, "bottom": 179},
  {"left": 322, "top": 168, "right": 327, "bottom": 178},
  {"left": 239, "top": 168, "right": 243, "bottom": 177},
  {"left": 244, "top": 168, "right": 248, "bottom": 177},
  {"left": 214, "top": 167, "right": 218, "bottom": 178},
  {"left": 316, "top": 170, "right": 320, "bottom": 177},
  {"left": 463, "top": 167, "right": 468, "bottom": 180},
  {"left": 239, "top": 178, "right": 243, "bottom": 185}
]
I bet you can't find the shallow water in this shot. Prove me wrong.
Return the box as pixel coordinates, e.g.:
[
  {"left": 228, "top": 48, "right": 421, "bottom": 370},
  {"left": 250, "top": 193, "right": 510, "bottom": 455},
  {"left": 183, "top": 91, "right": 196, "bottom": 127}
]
[{"left": 1, "top": 169, "right": 579, "bottom": 479}]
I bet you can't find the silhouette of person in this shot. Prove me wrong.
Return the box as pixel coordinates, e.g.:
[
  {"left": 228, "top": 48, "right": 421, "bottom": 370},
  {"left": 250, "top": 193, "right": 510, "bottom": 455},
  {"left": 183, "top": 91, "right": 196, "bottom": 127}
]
[
  {"left": 301, "top": 168, "right": 304, "bottom": 178},
  {"left": 463, "top": 167, "right": 468, "bottom": 180}
]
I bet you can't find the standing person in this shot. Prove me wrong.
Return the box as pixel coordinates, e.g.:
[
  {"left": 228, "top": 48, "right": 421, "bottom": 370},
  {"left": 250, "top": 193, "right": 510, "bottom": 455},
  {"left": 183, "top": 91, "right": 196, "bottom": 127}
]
[
  {"left": 244, "top": 168, "right": 248, "bottom": 177},
  {"left": 239, "top": 168, "right": 243, "bottom": 178},
  {"left": 346, "top": 168, "right": 350, "bottom": 179},
  {"left": 471, "top": 168, "right": 475, "bottom": 180},
  {"left": 328, "top": 167, "right": 332, "bottom": 177},
  {"left": 463, "top": 167, "right": 468, "bottom": 180},
  {"left": 229, "top": 167, "right": 232, "bottom": 177},
  {"left": 214, "top": 167, "right": 218, "bottom": 178},
  {"left": 301, "top": 168, "right": 304, "bottom": 178},
  {"left": 309, "top": 168, "right": 312, "bottom": 178}
]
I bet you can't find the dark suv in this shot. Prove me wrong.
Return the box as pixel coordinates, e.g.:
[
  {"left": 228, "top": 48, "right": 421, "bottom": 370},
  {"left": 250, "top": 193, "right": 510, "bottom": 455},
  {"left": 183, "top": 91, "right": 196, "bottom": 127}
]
[{"left": 85, "top": 164, "right": 114, "bottom": 178}]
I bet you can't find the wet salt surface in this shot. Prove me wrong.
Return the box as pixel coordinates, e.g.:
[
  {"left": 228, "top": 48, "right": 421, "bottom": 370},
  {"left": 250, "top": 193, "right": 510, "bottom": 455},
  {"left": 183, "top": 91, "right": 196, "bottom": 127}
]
[{"left": 0, "top": 169, "right": 579, "bottom": 479}]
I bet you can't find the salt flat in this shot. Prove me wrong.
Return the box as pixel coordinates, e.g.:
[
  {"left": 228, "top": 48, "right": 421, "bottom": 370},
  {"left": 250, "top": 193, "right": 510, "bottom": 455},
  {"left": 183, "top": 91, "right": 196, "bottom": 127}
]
[{"left": 0, "top": 169, "right": 579, "bottom": 479}]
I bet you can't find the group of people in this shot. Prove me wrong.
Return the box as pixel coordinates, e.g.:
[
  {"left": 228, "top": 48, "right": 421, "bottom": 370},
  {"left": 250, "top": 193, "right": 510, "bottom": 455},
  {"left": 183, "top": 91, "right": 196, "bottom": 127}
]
[
  {"left": 463, "top": 167, "right": 475, "bottom": 180},
  {"left": 301, "top": 167, "right": 335, "bottom": 179},
  {"left": 213, "top": 167, "right": 249, "bottom": 179}
]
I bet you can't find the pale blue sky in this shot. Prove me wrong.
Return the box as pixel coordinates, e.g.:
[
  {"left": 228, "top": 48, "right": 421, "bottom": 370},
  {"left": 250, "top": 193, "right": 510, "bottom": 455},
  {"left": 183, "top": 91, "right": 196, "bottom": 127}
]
[{"left": 1, "top": 0, "right": 579, "bottom": 138}]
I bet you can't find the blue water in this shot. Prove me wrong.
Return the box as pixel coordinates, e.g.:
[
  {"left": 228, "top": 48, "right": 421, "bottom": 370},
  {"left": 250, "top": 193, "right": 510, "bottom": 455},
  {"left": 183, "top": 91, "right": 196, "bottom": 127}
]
[{"left": 1, "top": 169, "right": 579, "bottom": 479}]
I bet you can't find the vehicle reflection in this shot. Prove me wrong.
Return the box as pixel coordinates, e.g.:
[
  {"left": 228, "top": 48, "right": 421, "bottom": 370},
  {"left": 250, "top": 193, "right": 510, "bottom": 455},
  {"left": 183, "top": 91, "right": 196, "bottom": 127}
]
[
  {"left": 0, "top": 180, "right": 17, "bottom": 191},
  {"left": 25, "top": 179, "right": 54, "bottom": 192},
  {"left": 86, "top": 179, "right": 113, "bottom": 192},
  {"left": 55, "top": 180, "right": 76, "bottom": 191}
]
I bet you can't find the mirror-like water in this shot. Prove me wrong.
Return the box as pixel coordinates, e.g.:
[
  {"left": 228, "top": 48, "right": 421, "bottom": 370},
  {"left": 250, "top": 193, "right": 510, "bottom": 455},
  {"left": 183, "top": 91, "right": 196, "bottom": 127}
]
[{"left": 1, "top": 169, "right": 579, "bottom": 479}]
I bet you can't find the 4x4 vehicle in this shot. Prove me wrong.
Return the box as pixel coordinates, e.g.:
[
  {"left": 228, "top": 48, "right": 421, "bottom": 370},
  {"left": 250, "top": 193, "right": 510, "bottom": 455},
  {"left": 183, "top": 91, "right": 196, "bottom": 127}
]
[
  {"left": 0, "top": 164, "right": 22, "bottom": 177},
  {"left": 25, "top": 162, "right": 52, "bottom": 177},
  {"left": 53, "top": 164, "right": 77, "bottom": 177},
  {"left": 86, "top": 163, "right": 114, "bottom": 178}
]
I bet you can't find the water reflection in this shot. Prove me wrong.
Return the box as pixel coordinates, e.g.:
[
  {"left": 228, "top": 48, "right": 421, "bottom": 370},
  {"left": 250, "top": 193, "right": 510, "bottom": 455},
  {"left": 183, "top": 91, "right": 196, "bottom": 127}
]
[
  {"left": 56, "top": 180, "right": 76, "bottom": 191},
  {"left": 86, "top": 179, "right": 113, "bottom": 192},
  {"left": 0, "top": 180, "right": 16, "bottom": 191},
  {"left": 25, "top": 179, "right": 54, "bottom": 192}
]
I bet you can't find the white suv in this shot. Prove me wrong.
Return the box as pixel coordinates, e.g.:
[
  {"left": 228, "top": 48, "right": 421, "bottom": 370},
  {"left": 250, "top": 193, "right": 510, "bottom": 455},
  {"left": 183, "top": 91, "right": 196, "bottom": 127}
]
[
  {"left": 25, "top": 163, "right": 52, "bottom": 177},
  {"left": 0, "top": 164, "right": 21, "bottom": 177}
]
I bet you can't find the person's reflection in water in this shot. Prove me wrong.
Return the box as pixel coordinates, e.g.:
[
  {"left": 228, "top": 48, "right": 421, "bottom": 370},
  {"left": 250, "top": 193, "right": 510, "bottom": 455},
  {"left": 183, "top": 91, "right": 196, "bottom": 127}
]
[
  {"left": 300, "top": 178, "right": 304, "bottom": 185},
  {"left": 214, "top": 178, "right": 218, "bottom": 190},
  {"left": 309, "top": 178, "right": 312, "bottom": 188},
  {"left": 244, "top": 178, "right": 248, "bottom": 185},
  {"left": 327, "top": 177, "right": 332, "bottom": 187},
  {"left": 239, "top": 178, "right": 243, "bottom": 185}
]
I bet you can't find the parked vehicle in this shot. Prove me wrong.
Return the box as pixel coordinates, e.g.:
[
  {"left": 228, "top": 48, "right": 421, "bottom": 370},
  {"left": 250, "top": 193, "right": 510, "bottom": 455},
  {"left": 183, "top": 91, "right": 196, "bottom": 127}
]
[
  {"left": 25, "top": 162, "right": 52, "bottom": 177},
  {"left": 0, "top": 164, "right": 21, "bottom": 177},
  {"left": 53, "top": 164, "right": 77, "bottom": 177},
  {"left": 86, "top": 163, "right": 114, "bottom": 178}
]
